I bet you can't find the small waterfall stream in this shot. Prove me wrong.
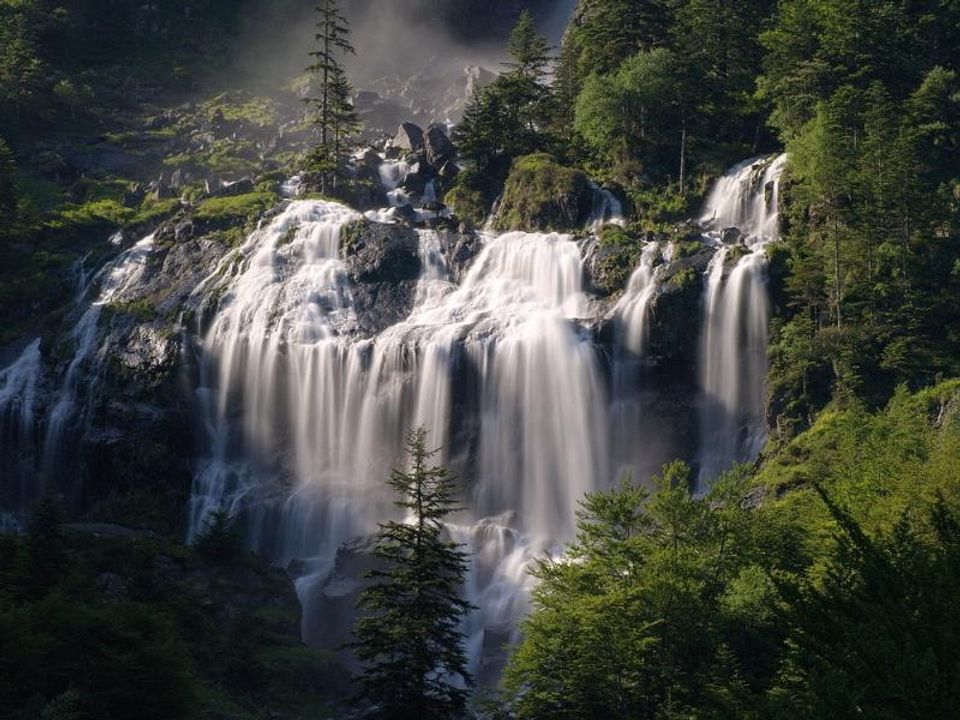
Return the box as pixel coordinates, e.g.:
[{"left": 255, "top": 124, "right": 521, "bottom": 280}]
[{"left": 697, "top": 154, "right": 787, "bottom": 484}]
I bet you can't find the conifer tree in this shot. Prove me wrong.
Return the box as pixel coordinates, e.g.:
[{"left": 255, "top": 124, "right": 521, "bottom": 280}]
[
  {"left": 306, "top": 0, "right": 357, "bottom": 192},
  {"left": 500, "top": 10, "right": 552, "bottom": 133},
  {"left": 351, "top": 427, "right": 473, "bottom": 720}
]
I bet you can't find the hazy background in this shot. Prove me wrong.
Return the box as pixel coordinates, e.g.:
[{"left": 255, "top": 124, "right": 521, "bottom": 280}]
[{"left": 231, "top": 0, "right": 578, "bottom": 118}]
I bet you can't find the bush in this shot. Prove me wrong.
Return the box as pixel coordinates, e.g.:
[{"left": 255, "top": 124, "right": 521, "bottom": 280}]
[{"left": 194, "top": 510, "right": 244, "bottom": 565}]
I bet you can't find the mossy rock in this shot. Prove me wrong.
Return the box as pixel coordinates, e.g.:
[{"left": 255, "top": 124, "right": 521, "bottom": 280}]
[
  {"left": 493, "top": 153, "right": 593, "bottom": 232},
  {"left": 590, "top": 225, "right": 644, "bottom": 295},
  {"left": 444, "top": 182, "right": 488, "bottom": 228},
  {"left": 193, "top": 191, "right": 277, "bottom": 230}
]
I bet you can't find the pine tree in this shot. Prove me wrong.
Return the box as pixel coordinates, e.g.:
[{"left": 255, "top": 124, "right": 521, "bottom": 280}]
[
  {"left": 351, "top": 427, "right": 473, "bottom": 720},
  {"left": 500, "top": 10, "right": 552, "bottom": 134},
  {"left": 306, "top": 0, "right": 356, "bottom": 192},
  {"left": 329, "top": 63, "right": 361, "bottom": 177},
  {"left": 504, "top": 10, "right": 551, "bottom": 82}
]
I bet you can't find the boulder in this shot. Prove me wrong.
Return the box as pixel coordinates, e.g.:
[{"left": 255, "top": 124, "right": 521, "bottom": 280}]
[
  {"left": 721, "top": 226, "right": 742, "bottom": 244},
  {"left": 391, "top": 122, "right": 424, "bottom": 154},
  {"left": 340, "top": 219, "right": 421, "bottom": 334},
  {"left": 424, "top": 123, "right": 456, "bottom": 167},
  {"left": 493, "top": 153, "right": 593, "bottom": 232}
]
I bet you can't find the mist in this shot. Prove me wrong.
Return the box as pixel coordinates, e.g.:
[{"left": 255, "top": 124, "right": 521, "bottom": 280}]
[{"left": 228, "top": 0, "right": 578, "bottom": 127}]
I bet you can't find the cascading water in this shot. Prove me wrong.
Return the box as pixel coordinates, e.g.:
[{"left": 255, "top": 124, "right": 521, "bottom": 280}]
[
  {"left": 697, "top": 154, "right": 787, "bottom": 484},
  {"left": 0, "top": 234, "right": 156, "bottom": 513},
  {"left": 189, "top": 198, "right": 610, "bottom": 672},
  {"left": 0, "top": 339, "right": 43, "bottom": 512},
  {"left": 43, "top": 235, "right": 156, "bottom": 478},
  {"left": 0, "top": 147, "right": 788, "bottom": 680},
  {"left": 588, "top": 182, "right": 626, "bottom": 232}
]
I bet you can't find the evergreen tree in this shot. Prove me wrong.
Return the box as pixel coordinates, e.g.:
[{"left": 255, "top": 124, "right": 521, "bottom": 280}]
[
  {"left": 195, "top": 509, "right": 244, "bottom": 566},
  {"left": 504, "top": 10, "right": 551, "bottom": 83},
  {"left": 351, "top": 427, "right": 473, "bottom": 720},
  {"left": 306, "top": 0, "right": 357, "bottom": 192},
  {"left": 0, "top": 136, "right": 18, "bottom": 228}
]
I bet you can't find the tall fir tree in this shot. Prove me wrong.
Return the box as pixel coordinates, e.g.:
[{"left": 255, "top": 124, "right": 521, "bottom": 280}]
[
  {"left": 351, "top": 427, "right": 473, "bottom": 720},
  {"left": 500, "top": 10, "right": 552, "bottom": 134},
  {"left": 306, "top": 0, "right": 357, "bottom": 192}
]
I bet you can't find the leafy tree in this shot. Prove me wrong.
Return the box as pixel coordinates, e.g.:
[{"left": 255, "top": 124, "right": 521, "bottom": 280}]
[
  {"left": 770, "top": 487, "right": 960, "bottom": 719},
  {"left": 504, "top": 462, "right": 794, "bottom": 719},
  {"left": 351, "top": 427, "right": 473, "bottom": 720}
]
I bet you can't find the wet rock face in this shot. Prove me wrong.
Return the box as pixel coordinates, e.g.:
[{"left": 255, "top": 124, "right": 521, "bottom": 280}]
[
  {"left": 437, "top": 228, "right": 483, "bottom": 283},
  {"left": 341, "top": 219, "right": 422, "bottom": 336}
]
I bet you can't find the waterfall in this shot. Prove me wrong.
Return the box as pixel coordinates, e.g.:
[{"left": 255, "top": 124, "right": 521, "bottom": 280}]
[
  {"left": 190, "top": 199, "right": 610, "bottom": 669},
  {"left": 588, "top": 182, "right": 626, "bottom": 231},
  {"left": 0, "top": 339, "right": 43, "bottom": 512},
  {"left": 614, "top": 241, "right": 662, "bottom": 357},
  {"left": 0, "top": 233, "right": 156, "bottom": 512},
  {"left": 697, "top": 154, "right": 787, "bottom": 484},
  {"left": 43, "top": 235, "right": 156, "bottom": 477}
]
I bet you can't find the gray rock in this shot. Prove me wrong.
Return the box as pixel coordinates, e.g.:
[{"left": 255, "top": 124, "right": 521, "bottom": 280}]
[
  {"left": 425, "top": 123, "right": 456, "bottom": 167},
  {"left": 341, "top": 219, "right": 422, "bottom": 334},
  {"left": 721, "top": 226, "right": 742, "bottom": 244},
  {"left": 391, "top": 122, "right": 424, "bottom": 153},
  {"left": 438, "top": 160, "right": 460, "bottom": 182}
]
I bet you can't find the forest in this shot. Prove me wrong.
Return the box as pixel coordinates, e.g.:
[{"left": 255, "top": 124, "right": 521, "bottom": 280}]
[{"left": 1, "top": 0, "right": 959, "bottom": 718}]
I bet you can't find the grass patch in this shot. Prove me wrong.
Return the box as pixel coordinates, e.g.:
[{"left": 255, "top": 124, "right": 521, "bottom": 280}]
[{"left": 194, "top": 191, "right": 276, "bottom": 225}]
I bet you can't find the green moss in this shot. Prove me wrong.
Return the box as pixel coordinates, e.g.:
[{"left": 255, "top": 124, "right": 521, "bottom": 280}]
[
  {"left": 199, "top": 93, "right": 282, "bottom": 127},
  {"left": 209, "top": 227, "right": 246, "bottom": 247},
  {"left": 339, "top": 219, "right": 366, "bottom": 255},
  {"left": 444, "top": 177, "right": 488, "bottom": 227},
  {"left": 135, "top": 196, "right": 180, "bottom": 223},
  {"left": 107, "top": 298, "right": 157, "bottom": 322},
  {"left": 56, "top": 198, "right": 136, "bottom": 226},
  {"left": 494, "top": 153, "right": 592, "bottom": 232},
  {"left": 194, "top": 191, "right": 277, "bottom": 224},
  {"left": 672, "top": 240, "right": 703, "bottom": 259},
  {"left": 668, "top": 266, "right": 698, "bottom": 291},
  {"left": 593, "top": 225, "right": 644, "bottom": 294},
  {"left": 627, "top": 185, "right": 698, "bottom": 231}
]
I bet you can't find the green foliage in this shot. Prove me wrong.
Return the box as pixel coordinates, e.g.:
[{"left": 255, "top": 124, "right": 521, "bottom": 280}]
[
  {"left": 194, "top": 510, "right": 244, "bottom": 566},
  {"left": 504, "top": 380, "right": 960, "bottom": 718},
  {"left": 593, "top": 225, "right": 645, "bottom": 293},
  {"left": 504, "top": 462, "right": 796, "bottom": 719},
  {"left": 443, "top": 169, "right": 489, "bottom": 227},
  {"left": 563, "top": 0, "right": 773, "bottom": 189},
  {"left": 0, "top": 513, "right": 340, "bottom": 720},
  {"left": 759, "top": 1, "right": 960, "bottom": 425},
  {"left": 770, "top": 490, "right": 960, "bottom": 719},
  {"left": 575, "top": 48, "right": 681, "bottom": 181},
  {"left": 351, "top": 427, "right": 473, "bottom": 720}
]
